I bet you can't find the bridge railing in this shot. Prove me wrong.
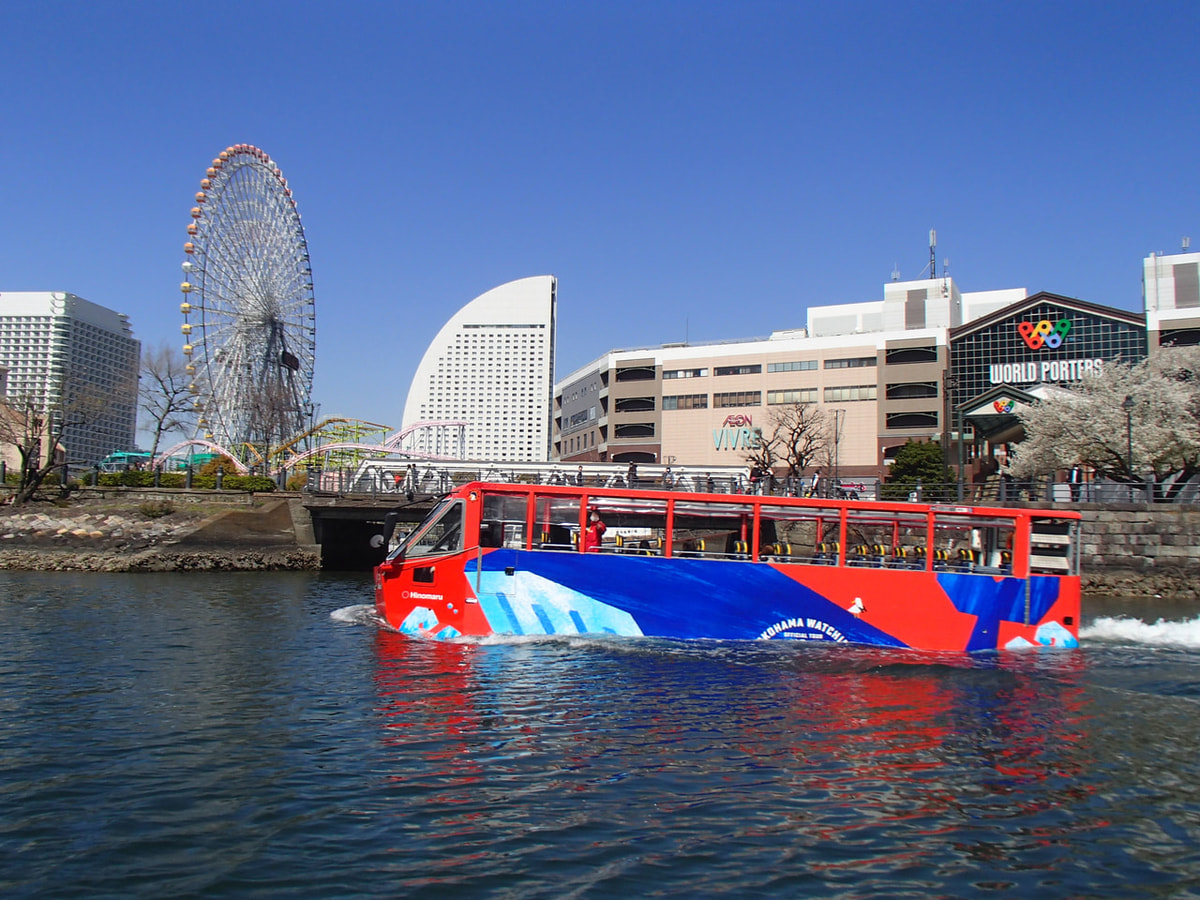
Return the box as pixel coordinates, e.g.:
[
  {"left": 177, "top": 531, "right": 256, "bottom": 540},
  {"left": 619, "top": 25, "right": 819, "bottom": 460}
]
[
  {"left": 297, "top": 462, "right": 1197, "bottom": 506},
  {"left": 301, "top": 461, "right": 752, "bottom": 499}
]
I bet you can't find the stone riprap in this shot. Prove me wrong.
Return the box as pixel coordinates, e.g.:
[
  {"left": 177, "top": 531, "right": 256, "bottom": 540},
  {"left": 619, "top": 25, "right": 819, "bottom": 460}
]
[
  {"left": 0, "top": 503, "right": 319, "bottom": 572},
  {"left": 1, "top": 511, "right": 187, "bottom": 544}
]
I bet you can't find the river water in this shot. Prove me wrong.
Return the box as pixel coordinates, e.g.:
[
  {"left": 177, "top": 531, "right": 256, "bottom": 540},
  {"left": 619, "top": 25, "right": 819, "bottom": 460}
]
[{"left": 3, "top": 572, "right": 1200, "bottom": 898}]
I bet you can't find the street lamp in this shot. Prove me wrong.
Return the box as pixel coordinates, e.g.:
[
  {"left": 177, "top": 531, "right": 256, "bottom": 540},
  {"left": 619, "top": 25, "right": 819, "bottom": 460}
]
[
  {"left": 832, "top": 409, "right": 844, "bottom": 486},
  {"left": 944, "top": 374, "right": 959, "bottom": 497},
  {"left": 1122, "top": 394, "right": 1134, "bottom": 478}
]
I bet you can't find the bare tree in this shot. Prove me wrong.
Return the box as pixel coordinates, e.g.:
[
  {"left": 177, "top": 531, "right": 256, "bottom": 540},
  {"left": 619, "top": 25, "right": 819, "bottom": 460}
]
[
  {"left": 746, "top": 403, "right": 828, "bottom": 480},
  {"left": 0, "top": 383, "right": 112, "bottom": 505},
  {"left": 139, "top": 343, "right": 194, "bottom": 459}
]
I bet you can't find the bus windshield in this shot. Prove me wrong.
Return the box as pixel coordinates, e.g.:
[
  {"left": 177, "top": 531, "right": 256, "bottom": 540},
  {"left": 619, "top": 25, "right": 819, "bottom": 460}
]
[{"left": 388, "top": 498, "right": 463, "bottom": 561}]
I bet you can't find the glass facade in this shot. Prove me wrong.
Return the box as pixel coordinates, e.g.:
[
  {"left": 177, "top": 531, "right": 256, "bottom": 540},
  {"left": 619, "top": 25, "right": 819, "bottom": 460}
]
[{"left": 950, "top": 297, "right": 1148, "bottom": 405}]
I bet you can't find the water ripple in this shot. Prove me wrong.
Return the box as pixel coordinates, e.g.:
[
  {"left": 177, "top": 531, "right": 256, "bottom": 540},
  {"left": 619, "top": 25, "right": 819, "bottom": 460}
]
[{"left": 3, "top": 575, "right": 1200, "bottom": 897}]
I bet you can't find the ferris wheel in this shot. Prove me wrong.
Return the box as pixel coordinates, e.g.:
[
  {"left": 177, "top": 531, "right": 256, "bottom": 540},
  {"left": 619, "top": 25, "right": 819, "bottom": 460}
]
[{"left": 180, "top": 143, "right": 316, "bottom": 459}]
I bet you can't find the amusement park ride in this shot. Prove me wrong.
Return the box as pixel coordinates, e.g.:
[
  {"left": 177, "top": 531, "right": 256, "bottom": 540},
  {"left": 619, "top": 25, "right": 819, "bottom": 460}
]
[{"left": 165, "top": 143, "right": 470, "bottom": 477}]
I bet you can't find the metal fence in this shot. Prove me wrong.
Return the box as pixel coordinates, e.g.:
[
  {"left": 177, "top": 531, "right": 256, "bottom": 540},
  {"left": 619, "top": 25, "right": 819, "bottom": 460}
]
[{"left": 301, "top": 461, "right": 753, "bottom": 500}]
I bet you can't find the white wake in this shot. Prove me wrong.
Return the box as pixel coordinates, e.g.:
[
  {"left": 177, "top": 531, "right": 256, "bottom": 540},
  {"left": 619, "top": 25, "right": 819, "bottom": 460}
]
[
  {"left": 329, "top": 604, "right": 380, "bottom": 626},
  {"left": 1083, "top": 614, "right": 1200, "bottom": 648}
]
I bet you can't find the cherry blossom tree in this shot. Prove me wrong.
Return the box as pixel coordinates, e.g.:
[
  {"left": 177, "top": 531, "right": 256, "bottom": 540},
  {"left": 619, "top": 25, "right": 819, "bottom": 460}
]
[{"left": 1010, "top": 346, "right": 1200, "bottom": 500}]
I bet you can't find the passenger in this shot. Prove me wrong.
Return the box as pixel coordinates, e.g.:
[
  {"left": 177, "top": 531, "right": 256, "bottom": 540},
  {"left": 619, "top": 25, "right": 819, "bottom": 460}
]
[{"left": 582, "top": 509, "right": 607, "bottom": 552}]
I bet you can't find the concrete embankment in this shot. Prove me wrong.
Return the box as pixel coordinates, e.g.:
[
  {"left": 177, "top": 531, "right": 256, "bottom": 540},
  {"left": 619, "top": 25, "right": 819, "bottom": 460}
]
[{"left": 0, "top": 495, "right": 320, "bottom": 572}]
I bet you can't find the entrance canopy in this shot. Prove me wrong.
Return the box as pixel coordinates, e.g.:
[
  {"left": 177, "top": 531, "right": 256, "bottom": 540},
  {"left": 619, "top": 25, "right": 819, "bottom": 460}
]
[{"left": 960, "top": 382, "right": 1076, "bottom": 444}]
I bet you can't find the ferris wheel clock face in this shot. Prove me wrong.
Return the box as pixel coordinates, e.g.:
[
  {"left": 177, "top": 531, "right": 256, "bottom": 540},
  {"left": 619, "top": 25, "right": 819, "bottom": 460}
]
[{"left": 180, "top": 143, "right": 316, "bottom": 457}]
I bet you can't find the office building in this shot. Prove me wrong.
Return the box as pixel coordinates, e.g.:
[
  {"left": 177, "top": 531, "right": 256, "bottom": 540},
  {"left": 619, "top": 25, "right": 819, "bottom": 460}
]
[{"left": 1144, "top": 247, "right": 1200, "bottom": 348}]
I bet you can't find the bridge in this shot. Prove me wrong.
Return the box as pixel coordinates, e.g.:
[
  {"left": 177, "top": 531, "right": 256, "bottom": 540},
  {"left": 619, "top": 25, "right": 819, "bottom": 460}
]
[{"left": 301, "top": 460, "right": 751, "bottom": 569}]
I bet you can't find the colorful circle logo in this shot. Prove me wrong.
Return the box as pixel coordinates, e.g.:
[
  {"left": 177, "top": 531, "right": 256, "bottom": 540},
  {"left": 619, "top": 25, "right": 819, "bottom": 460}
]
[
  {"left": 993, "top": 399, "right": 1015, "bottom": 414},
  {"left": 1017, "top": 317, "right": 1071, "bottom": 350}
]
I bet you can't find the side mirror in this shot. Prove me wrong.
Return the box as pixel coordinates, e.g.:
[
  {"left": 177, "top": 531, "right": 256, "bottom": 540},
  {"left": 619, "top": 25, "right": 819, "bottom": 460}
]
[{"left": 376, "top": 510, "right": 400, "bottom": 552}]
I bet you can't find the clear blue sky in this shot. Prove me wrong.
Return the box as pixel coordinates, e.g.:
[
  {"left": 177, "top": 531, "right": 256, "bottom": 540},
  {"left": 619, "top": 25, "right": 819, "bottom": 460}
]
[{"left": 2, "top": 1, "right": 1196, "bottom": 434}]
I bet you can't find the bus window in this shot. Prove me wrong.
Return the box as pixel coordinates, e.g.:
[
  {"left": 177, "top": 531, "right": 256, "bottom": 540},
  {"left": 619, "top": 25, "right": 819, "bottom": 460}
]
[
  {"left": 534, "top": 495, "right": 581, "bottom": 550},
  {"left": 759, "top": 503, "right": 840, "bottom": 564},
  {"left": 482, "top": 492, "right": 527, "bottom": 548},
  {"left": 589, "top": 496, "right": 668, "bottom": 555},
  {"left": 844, "top": 508, "right": 927, "bottom": 569},
  {"left": 671, "top": 498, "right": 753, "bottom": 559},
  {"left": 932, "top": 513, "right": 1014, "bottom": 573},
  {"left": 1029, "top": 516, "right": 1078, "bottom": 575}
]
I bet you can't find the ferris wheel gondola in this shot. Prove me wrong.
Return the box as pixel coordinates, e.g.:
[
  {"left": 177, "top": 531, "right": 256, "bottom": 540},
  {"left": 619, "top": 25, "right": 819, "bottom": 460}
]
[{"left": 179, "top": 143, "right": 316, "bottom": 460}]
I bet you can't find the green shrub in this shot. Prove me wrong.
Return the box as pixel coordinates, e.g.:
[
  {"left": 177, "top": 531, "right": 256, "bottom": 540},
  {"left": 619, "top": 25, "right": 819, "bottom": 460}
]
[
  {"left": 225, "top": 475, "right": 277, "bottom": 492},
  {"left": 92, "top": 471, "right": 276, "bottom": 492}
]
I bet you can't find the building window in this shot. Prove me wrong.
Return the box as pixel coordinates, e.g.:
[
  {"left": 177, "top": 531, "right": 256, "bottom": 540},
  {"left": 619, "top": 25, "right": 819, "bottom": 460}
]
[
  {"left": 885, "top": 382, "right": 938, "bottom": 400},
  {"left": 824, "top": 356, "right": 877, "bottom": 369},
  {"left": 616, "top": 366, "right": 656, "bottom": 382},
  {"left": 615, "top": 396, "right": 655, "bottom": 413},
  {"left": 662, "top": 368, "right": 707, "bottom": 379},
  {"left": 886, "top": 411, "right": 939, "bottom": 429},
  {"left": 767, "top": 360, "right": 817, "bottom": 372},
  {"left": 767, "top": 389, "right": 817, "bottom": 405},
  {"left": 713, "top": 391, "right": 762, "bottom": 408},
  {"left": 885, "top": 345, "right": 938, "bottom": 365},
  {"left": 614, "top": 422, "right": 655, "bottom": 438},
  {"left": 905, "top": 289, "right": 927, "bottom": 329},
  {"left": 1175, "top": 263, "right": 1200, "bottom": 309},
  {"left": 714, "top": 364, "right": 762, "bottom": 376},
  {"left": 823, "top": 385, "right": 877, "bottom": 402},
  {"left": 663, "top": 394, "right": 708, "bottom": 410}
]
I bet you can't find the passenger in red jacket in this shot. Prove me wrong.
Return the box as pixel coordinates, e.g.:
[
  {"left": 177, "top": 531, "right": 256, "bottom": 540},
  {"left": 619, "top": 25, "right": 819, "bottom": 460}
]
[{"left": 582, "top": 510, "right": 606, "bottom": 552}]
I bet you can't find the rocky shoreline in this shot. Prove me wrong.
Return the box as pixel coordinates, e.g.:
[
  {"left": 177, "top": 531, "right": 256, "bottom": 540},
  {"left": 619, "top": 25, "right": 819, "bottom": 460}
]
[{"left": 0, "top": 546, "right": 321, "bottom": 572}]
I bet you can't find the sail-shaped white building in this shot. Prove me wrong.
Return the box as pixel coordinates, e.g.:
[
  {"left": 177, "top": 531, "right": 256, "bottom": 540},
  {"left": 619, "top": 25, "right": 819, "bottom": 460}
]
[{"left": 401, "top": 276, "right": 557, "bottom": 462}]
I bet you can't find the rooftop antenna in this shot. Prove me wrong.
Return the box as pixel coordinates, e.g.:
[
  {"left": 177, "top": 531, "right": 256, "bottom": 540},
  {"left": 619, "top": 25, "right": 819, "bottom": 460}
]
[
  {"left": 929, "top": 229, "right": 937, "bottom": 279},
  {"left": 1184, "top": 237, "right": 1192, "bottom": 252},
  {"left": 891, "top": 263, "right": 900, "bottom": 282}
]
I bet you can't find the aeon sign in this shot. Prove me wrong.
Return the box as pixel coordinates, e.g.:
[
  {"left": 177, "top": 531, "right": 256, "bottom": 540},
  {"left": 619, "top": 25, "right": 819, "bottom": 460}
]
[{"left": 713, "top": 413, "right": 761, "bottom": 451}]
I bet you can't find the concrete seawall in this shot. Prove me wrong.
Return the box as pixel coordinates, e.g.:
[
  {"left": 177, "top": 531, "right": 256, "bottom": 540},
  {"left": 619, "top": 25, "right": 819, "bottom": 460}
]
[{"left": 1076, "top": 503, "right": 1200, "bottom": 599}]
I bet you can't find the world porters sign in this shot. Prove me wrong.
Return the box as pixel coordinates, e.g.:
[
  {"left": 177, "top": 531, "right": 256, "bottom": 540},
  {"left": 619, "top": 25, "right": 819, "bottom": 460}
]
[{"left": 989, "top": 358, "right": 1106, "bottom": 384}]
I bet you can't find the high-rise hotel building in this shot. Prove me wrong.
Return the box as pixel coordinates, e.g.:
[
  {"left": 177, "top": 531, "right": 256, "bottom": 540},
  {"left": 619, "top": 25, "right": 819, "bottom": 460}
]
[
  {"left": 0, "top": 291, "right": 141, "bottom": 465},
  {"left": 401, "top": 276, "right": 557, "bottom": 462}
]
